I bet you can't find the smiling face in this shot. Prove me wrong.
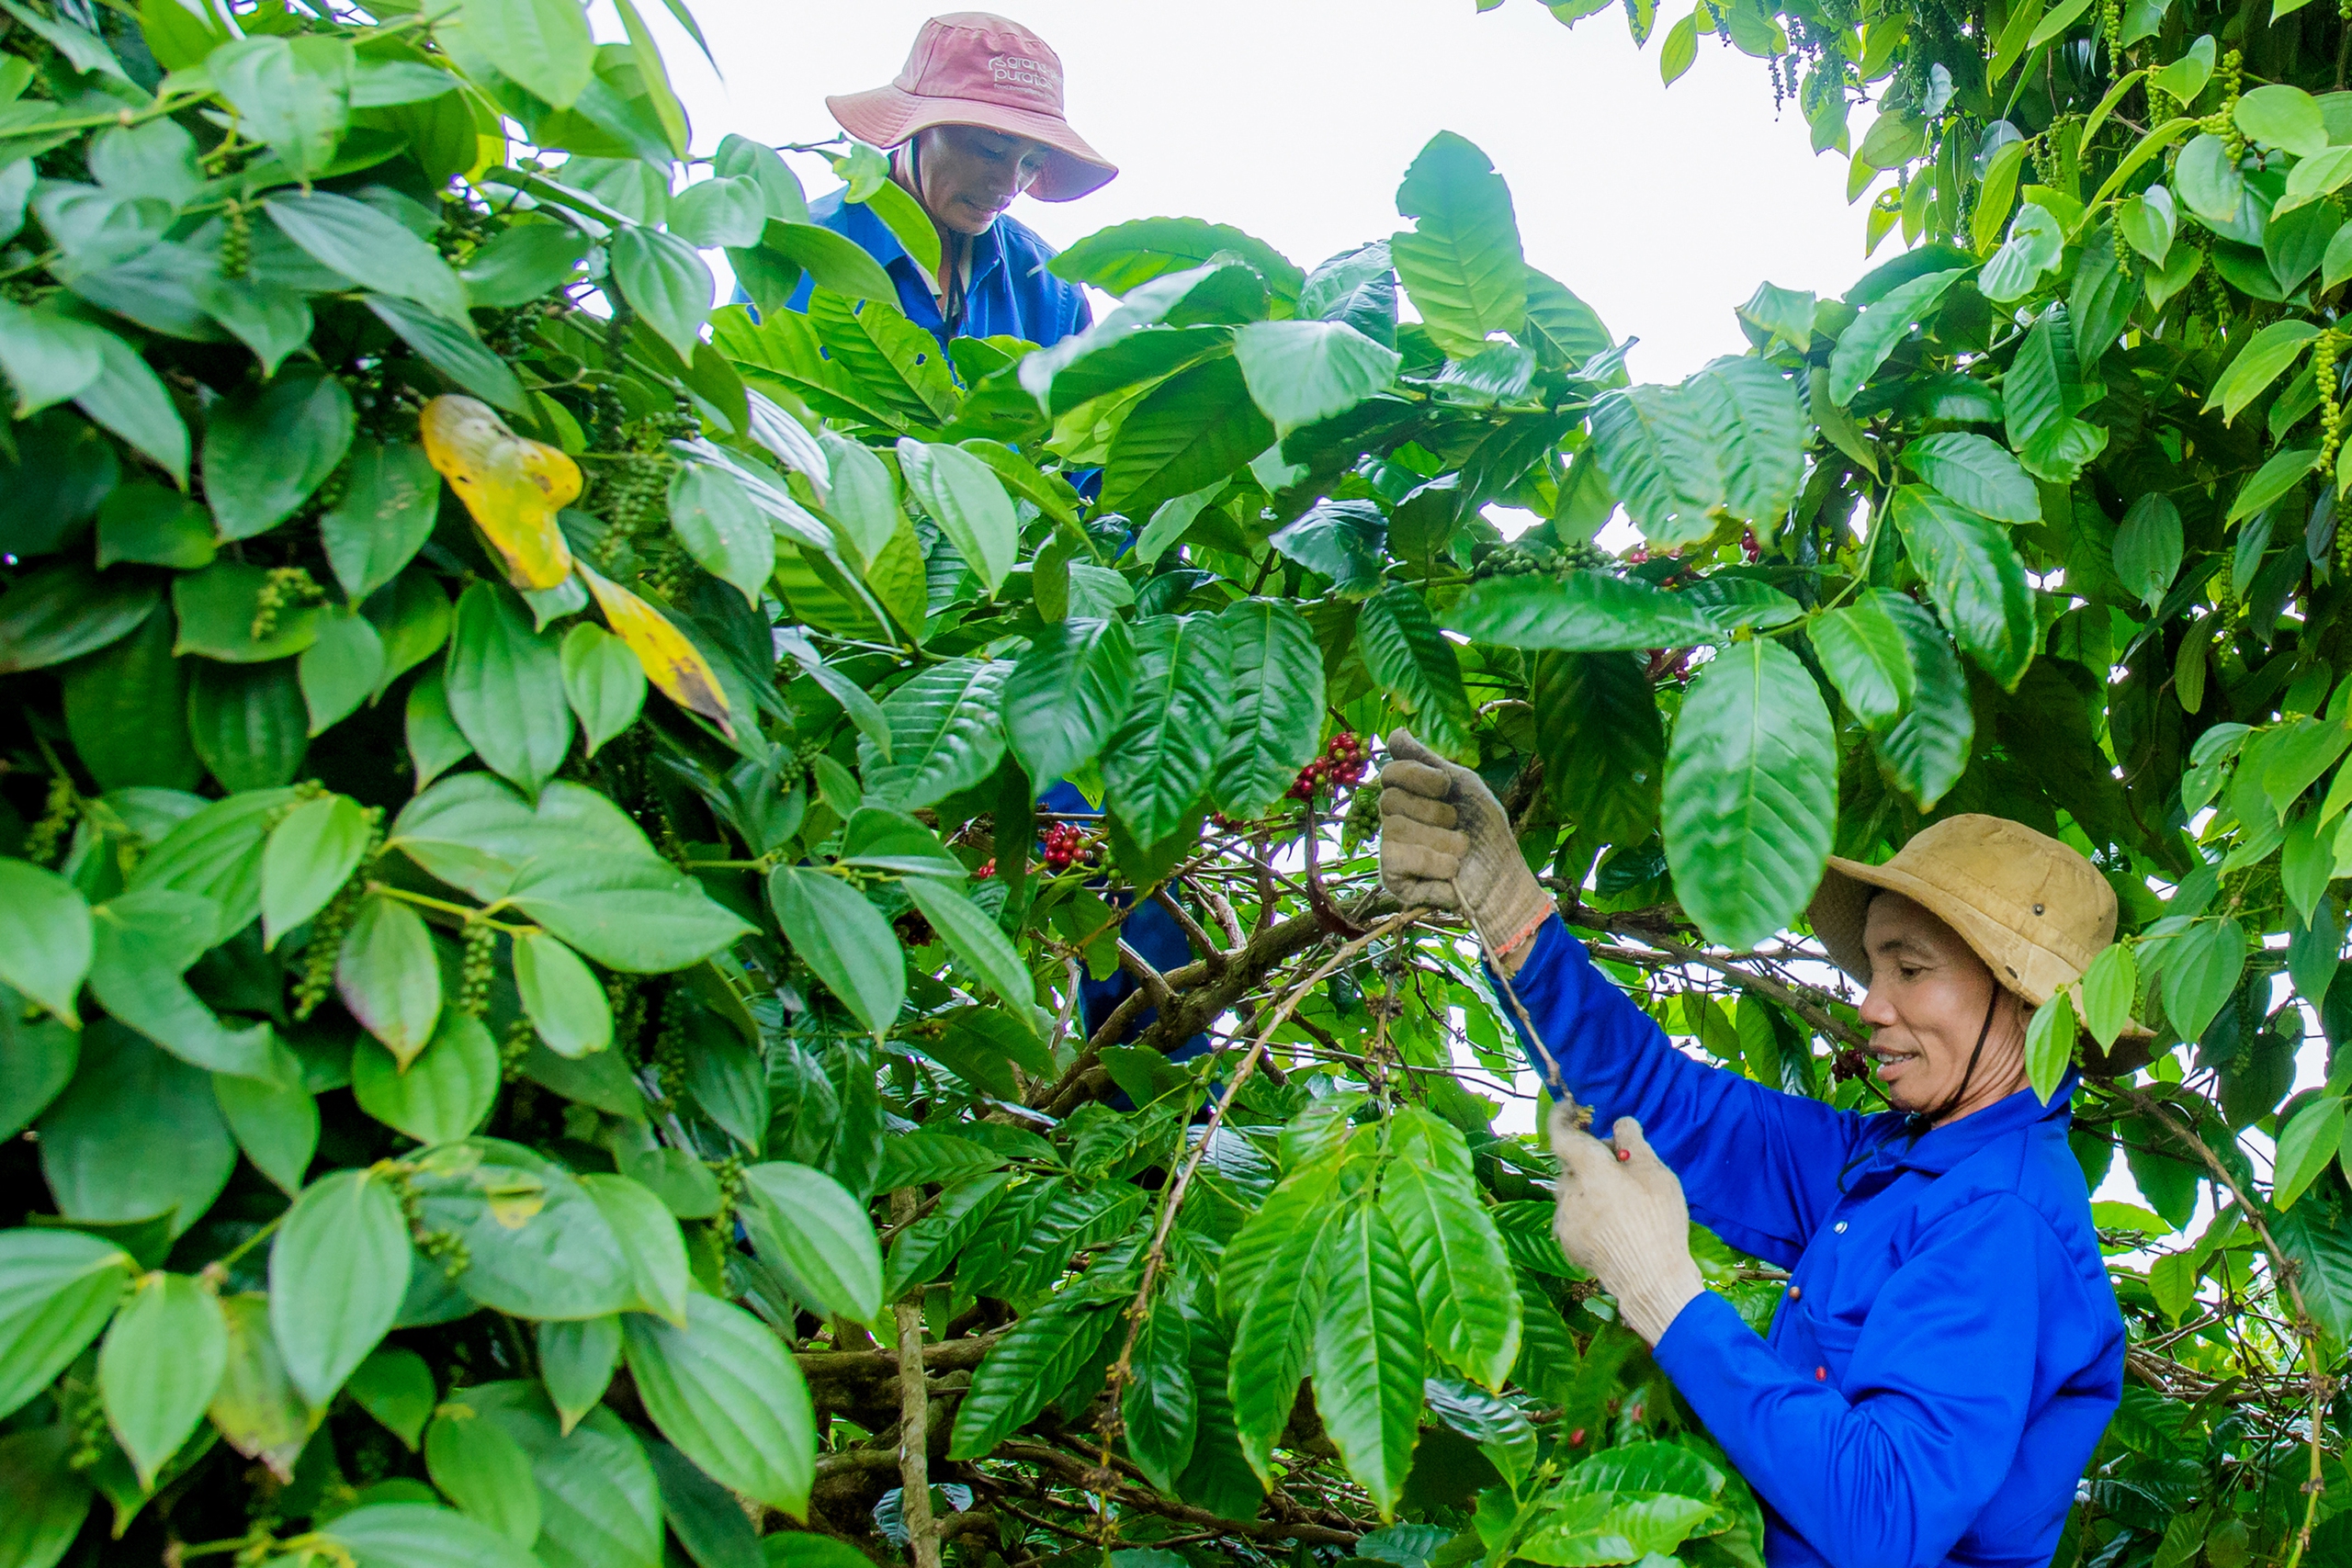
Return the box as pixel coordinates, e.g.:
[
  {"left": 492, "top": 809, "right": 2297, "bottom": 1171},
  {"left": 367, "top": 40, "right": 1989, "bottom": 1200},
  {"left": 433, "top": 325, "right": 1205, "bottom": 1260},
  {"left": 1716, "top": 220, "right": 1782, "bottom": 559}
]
[
  {"left": 1858, "top": 892, "right": 2030, "bottom": 1123},
  {"left": 908, "top": 124, "right": 1054, "bottom": 237}
]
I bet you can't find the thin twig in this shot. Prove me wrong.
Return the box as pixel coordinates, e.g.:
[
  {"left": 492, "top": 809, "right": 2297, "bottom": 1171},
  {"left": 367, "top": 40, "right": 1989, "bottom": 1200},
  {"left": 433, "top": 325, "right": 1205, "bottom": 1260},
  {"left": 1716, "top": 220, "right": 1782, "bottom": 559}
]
[{"left": 2105, "top": 1083, "right": 2333, "bottom": 1564}]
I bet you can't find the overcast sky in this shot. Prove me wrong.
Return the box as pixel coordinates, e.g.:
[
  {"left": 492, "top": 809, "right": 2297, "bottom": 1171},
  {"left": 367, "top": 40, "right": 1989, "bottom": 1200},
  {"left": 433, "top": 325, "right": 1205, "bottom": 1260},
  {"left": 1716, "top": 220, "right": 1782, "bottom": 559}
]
[{"left": 597, "top": 0, "right": 1882, "bottom": 384}]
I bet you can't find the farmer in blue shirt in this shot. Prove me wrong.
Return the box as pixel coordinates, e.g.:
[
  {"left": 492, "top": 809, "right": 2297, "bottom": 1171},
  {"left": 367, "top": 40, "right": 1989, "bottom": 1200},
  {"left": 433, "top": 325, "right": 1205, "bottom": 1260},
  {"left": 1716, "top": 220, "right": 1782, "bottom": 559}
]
[
  {"left": 1377, "top": 732, "right": 2127, "bottom": 1568},
  {"left": 817, "top": 18, "right": 1184, "bottom": 1063},
  {"left": 790, "top": 11, "right": 1109, "bottom": 348}
]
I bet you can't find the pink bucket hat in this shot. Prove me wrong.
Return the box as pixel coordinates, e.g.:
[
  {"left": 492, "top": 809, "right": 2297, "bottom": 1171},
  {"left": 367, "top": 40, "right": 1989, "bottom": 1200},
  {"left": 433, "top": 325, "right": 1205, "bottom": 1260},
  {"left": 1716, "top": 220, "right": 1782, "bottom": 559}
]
[{"left": 826, "top": 12, "right": 1117, "bottom": 202}]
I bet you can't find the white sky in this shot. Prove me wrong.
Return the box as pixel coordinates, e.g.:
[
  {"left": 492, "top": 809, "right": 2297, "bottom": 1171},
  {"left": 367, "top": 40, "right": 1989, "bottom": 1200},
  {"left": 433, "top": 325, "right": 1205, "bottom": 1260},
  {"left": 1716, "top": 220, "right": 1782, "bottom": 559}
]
[{"left": 598, "top": 0, "right": 1880, "bottom": 383}]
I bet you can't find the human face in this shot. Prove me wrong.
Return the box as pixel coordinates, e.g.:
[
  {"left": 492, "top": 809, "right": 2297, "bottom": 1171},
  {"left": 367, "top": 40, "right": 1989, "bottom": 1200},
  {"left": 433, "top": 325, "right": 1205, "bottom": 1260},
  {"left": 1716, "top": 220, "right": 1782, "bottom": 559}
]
[
  {"left": 1857, "top": 892, "right": 2029, "bottom": 1122},
  {"left": 908, "top": 124, "right": 1053, "bottom": 237}
]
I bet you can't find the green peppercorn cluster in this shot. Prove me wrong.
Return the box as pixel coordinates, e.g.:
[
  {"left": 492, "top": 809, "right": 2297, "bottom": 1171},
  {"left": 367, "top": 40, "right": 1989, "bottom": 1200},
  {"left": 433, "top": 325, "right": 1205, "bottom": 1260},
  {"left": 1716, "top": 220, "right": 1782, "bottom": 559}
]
[
  {"left": 251, "top": 567, "right": 326, "bottom": 642},
  {"left": 311, "top": 461, "right": 350, "bottom": 517},
  {"left": 2098, "top": 0, "right": 2122, "bottom": 66},
  {"left": 1340, "top": 770, "right": 1385, "bottom": 851},
  {"left": 293, "top": 808, "right": 384, "bottom": 1020},
  {"left": 710, "top": 1152, "right": 747, "bottom": 1215},
  {"left": 2200, "top": 51, "right": 2247, "bottom": 163},
  {"left": 591, "top": 412, "right": 704, "bottom": 596},
  {"left": 220, "top": 202, "right": 252, "bottom": 280},
  {"left": 501, "top": 1018, "right": 537, "bottom": 1081},
  {"left": 608, "top": 973, "right": 649, "bottom": 1066},
  {"left": 650, "top": 988, "right": 690, "bottom": 1101},
  {"left": 21, "top": 774, "right": 75, "bottom": 866},
  {"left": 395, "top": 1170, "right": 472, "bottom": 1278},
  {"left": 2322, "top": 332, "right": 2347, "bottom": 474},
  {"left": 457, "top": 922, "right": 496, "bottom": 1020},
  {"left": 60, "top": 1371, "right": 106, "bottom": 1471},
  {"left": 2211, "top": 558, "right": 2239, "bottom": 620}
]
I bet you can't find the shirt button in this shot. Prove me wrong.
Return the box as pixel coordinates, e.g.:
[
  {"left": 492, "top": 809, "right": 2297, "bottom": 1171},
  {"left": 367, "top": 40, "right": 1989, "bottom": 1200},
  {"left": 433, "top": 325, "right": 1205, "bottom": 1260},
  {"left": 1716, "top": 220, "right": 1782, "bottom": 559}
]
[
  {"left": 1815, "top": 1366, "right": 1827, "bottom": 1381},
  {"left": 1833, "top": 1221, "right": 1849, "bottom": 1234},
  {"left": 1788, "top": 1286, "right": 1802, "bottom": 1301}
]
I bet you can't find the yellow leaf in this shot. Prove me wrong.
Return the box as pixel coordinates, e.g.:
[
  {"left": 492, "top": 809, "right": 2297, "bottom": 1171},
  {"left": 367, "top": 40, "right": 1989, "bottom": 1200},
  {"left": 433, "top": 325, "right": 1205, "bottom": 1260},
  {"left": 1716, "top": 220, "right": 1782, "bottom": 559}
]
[
  {"left": 576, "top": 563, "right": 734, "bottom": 738},
  {"left": 419, "top": 394, "right": 580, "bottom": 591}
]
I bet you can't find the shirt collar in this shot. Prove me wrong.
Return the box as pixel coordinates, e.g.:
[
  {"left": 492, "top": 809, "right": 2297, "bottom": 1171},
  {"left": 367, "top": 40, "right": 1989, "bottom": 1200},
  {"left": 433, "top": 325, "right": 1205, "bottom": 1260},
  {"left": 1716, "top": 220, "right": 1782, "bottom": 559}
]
[
  {"left": 835, "top": 191, "right": 1003, "bottom": 288},
  {"left": 1878, "top": 1075, "right": 2078, "bottom": 1176}
]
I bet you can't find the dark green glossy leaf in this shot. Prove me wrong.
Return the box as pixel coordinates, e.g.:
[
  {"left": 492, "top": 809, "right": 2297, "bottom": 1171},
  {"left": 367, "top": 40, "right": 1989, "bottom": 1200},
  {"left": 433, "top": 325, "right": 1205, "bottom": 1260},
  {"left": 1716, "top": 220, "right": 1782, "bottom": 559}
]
[
  {"left": 1888, "top": 484, "right": 2036, "bottom": 689},
  {"left": 200, "top": 369, "right": 353, "bottom": 541},
  {"left": 948, "top": 1292, "right": 1122, "bottom": 1460},
  {"left": 765, "top": 865, "right": 904, "bottom": 1036},
  {"left": 1104, "top": 614, "right": 1231, "bottom": 846},
  {"left": 407, "top": 1138, "right": 634, "bottom": 1320},
  {"left": 57, "top": 604, "right": 196, "bottom": 793},
  {"left": 353, "top": 1013, "right": 500, "bottom": 1145},
  {"left": 1313, "top": 1205, "right": 1422, "bottom": 1520},
  {"left": 1101, "top": 355, "right": 1273, "bottom": 517},
  {"left": 1005, "top": 615, "right": 1137, "bottom": 784},
  {"left": 859, "top": 657, "right": 1012, "bottom": 809},
  {"left": 471, "top": 1382, "right": 662, "bottom": 1568},
  {"left": 623, "top": 1293, "right": 814, "bottom": 1516},
  {"left": 741, "top": 1160, "right": 883, "bottom": 1324},
  {"left": 1212, "top": 598, "right": 1326, "bottom": 817},
  {"left": 0, "top": 1228, "right": 133, "bottom": 1420},
  {"left": 1661, "top": 638, "right": 1835, "bottom": 951},
  {"left": 40, "top": 1024, "right": 236, "bottom": 1241},
  {"left": 366, "top": 293, "right": 529, "bottom": 412},
  {"left": 269, "top": 1166, "right": 413, "bottom": 1406},
  {"left": 1809, "top": 590, "right": 1917, "bottom": 730},
  {"left": 0, "top": 560, "right": 160, "bottom": 674},
  {"left": 1448, "top": 571, "right": 1719, "bottom": 651},
  {"left": 447, "top": 582, "right": 572, "bottom": 797},
  {"left": 1356, "top": 583, "right": 1474, "bottom": 759},
  {"left": 266, "top": 189, "right": 467, "bottom": 319},
  {"left": 1532, "top": 650, "right": 1663, "bottom": 847},
  {"left": 426, "top": 1399, "right": 542, "bottom": 1543}
]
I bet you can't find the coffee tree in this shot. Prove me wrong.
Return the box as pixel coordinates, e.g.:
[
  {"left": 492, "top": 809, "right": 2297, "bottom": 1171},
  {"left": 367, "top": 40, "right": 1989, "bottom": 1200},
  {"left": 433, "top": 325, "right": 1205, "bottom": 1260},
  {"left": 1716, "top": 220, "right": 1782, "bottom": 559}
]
[{"left": 1508, "top": 0, "right": 2352, "bottom": 1552}]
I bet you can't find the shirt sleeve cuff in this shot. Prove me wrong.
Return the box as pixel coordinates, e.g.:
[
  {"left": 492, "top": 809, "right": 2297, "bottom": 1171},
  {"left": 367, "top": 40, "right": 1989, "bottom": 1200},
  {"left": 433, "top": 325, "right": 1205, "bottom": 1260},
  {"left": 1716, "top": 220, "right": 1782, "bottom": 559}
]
[
  {"left": 1652, "top": 1287, "right": 1752, "bottom": 1367},
  {"left": 1486, "top": 914, "right": 1577, "bottom": 1007}
]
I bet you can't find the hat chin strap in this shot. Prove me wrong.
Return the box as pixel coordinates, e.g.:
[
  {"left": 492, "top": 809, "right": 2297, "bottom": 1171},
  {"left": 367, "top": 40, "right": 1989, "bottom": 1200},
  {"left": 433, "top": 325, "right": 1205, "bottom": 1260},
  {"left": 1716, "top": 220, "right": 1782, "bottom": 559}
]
[
  {"left": 895, "top": 138, "right": 971, "bottom": 334},
  {"left": 1917, "top": 982, "right": 2002, "bottom": 1132}
]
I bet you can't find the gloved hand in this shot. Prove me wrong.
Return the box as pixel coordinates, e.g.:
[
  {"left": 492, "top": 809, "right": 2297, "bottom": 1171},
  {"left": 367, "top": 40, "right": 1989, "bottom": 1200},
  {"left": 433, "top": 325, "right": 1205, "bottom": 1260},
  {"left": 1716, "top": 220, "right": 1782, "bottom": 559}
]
[
  {"left": 1549, "top": 1104, "right": 1706, "bottom": 1347},
  {"left": 1378, "top": 729, "right": 1555, "bottom": 964}
]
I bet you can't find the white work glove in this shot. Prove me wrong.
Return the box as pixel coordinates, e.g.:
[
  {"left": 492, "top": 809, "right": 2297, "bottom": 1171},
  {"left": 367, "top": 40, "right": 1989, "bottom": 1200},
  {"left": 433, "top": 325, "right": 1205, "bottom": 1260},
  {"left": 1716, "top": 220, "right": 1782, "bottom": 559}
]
[
  {"left": 1377, "top": 729, "right": 1555, "bottom": 962},
  {"left": 1549, "top": 1104, "right": 1706, "bottom": 1347}
]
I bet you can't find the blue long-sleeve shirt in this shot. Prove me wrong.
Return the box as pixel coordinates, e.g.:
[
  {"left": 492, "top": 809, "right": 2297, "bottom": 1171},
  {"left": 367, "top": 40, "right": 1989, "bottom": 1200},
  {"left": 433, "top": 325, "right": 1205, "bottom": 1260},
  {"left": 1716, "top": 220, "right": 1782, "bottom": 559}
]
[
  {"left": 779, "top": 186, "right": 1092, "bottom": 349},
  {"left": 1499, "top": 917, "right": 2123, "bottom": 1568}
]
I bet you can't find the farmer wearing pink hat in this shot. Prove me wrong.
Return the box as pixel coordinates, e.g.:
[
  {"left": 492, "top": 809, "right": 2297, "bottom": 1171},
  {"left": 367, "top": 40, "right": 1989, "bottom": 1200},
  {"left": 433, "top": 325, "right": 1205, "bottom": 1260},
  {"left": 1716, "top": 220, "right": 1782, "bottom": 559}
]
[{"left": 777, "top": 12, "right": 1116, "bottom": 349}]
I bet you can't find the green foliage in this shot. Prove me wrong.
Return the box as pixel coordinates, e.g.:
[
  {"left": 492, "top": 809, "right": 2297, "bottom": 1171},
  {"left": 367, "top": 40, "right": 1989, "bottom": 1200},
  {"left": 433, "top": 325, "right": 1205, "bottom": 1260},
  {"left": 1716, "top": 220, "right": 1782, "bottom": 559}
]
[{"left": 5, "top": 0, "right": 2348, "bottom": 1560}]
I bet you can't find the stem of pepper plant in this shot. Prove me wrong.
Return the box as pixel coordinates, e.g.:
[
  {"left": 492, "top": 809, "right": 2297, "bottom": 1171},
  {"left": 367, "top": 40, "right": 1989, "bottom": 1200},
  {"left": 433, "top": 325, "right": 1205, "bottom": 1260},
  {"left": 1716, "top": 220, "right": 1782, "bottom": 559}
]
[
  {"left": 2285, "top": 1369, "right": 2330, "bottom": 1568},
  {"left": 210, "top": 1212, "right": 285, "bottom": 1272},
  {"left": 893, "top": 1188, "right": 942, "bottom": 1568},
  {"left": 369, "top": 883, "right": 531, "bottom": 933}
]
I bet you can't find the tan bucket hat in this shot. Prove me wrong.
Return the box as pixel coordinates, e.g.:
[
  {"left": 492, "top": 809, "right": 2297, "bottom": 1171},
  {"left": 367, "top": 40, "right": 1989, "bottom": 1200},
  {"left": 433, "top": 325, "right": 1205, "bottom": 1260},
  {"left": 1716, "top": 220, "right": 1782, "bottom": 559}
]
[
  {"left": 827, "top": 13, "right": 1117, "bottom": 203},
  {"left": 1807, "top": 814, "right": 2153, "bottom": 1073}
]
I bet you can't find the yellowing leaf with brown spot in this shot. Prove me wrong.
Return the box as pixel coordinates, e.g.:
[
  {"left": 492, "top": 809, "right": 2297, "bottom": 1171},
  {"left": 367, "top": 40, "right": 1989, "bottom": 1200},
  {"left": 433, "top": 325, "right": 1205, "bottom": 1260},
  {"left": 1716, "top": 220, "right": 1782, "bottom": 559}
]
[
  {"left": 419, "top": 394, "right": 580, "bottom": 591},
  {"left": 577, "top": 563, "right": 734, "bottom": 737}
]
